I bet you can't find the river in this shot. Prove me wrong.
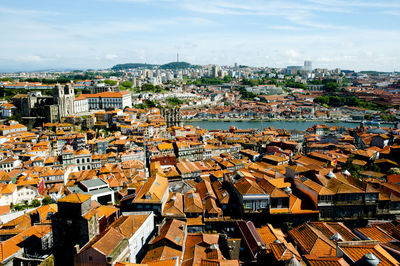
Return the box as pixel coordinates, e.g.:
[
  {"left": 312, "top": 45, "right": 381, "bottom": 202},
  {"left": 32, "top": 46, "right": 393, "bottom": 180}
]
[{"left": 183, "top": 120, "right": 395, "bottom": 131}]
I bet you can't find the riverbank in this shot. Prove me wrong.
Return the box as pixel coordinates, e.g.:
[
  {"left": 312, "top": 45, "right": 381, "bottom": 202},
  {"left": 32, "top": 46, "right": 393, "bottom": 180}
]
[
  {"left": 183, "top": 118, "right": 396, "bottom": 125},
  {"left": 183, "top": 120, "right": 396, "bottom": 131}
]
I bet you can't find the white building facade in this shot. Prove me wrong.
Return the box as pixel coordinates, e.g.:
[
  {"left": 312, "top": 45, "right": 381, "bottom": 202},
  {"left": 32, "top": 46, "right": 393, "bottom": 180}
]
[
  {"left": 80, "top": 91, "right": 132, "bottom": 110},
  {"left": 74, "top": 97, "right": 89, "bottom": 113}
]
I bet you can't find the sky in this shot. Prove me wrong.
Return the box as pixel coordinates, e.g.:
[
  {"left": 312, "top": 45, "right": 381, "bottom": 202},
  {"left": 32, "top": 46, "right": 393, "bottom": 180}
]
[{"left": 0, "top": 0, "right": 400, "bottom": 72}]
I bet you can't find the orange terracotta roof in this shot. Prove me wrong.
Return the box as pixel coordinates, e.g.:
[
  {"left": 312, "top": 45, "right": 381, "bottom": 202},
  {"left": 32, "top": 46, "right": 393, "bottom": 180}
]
[
  {"left": 184, "top": 191, "right": 203, "bottom": 214},
  {"left": 355, "top": 227, "right": 394, "bottom": 243},
  {"left": 304, "top": 255, "right": 349, "bottom": 266},
  {"left": 142, "top": 246, "right": 182, "bottom": 264},
  {"left": 58, "top": 193, "right": 91, "bottom": 203},
  {"left": 340, "top": 243, "right": 398, "bottom": 265},
  {"left": 110, "top": 214, "right": 149, "bottom": 239},
  {"left": 163, "top": 192, "right": 185, "bottom": 218},
  {"left": 257, "top": 224, "right": 286, "bottom": 250},
  {"left": 151, "top": 219, "right": 186, "bottom": 247},
  {"left": 288, "top": 223, "right": 336, "bottom": 257},
  {"left": 0, "top": 225, "right": 51, "bottom": 262},
  {"left": 234, "top": 177, "right": 265, "bottom": 196},
  {"left": 133, "top": 175, "right": 168, "bottom": 203}
]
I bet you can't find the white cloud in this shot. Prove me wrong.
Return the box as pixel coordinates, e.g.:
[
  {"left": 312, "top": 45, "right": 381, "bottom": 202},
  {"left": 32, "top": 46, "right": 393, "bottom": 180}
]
[
  {"left": 0, "top": 0, "right": 399, "bottom": 72},
  {"left": 15, "top": 55, "right": 48, "bottom": 62},
  {"left": 382, "top": 10, "right": 400, "bottom": 16},
  {"left": 0, "top": 5, "right": 58, "bottom": 16},
  {"left": 105, "top": 54, "right": 119, "bottom": 60},
  {"left": 307, "top": 0, "right": 400, "bottom": 9},
  {"left": 268, "top": 25, "right": 307, "bottom": 31}
]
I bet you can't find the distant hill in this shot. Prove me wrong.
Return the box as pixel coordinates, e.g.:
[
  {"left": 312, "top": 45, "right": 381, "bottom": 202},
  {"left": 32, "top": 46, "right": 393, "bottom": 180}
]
[
  {"left": 112, "top": 61, "right": 201, "bottom": 70},
  {"left": 159, "top": 62, "right": 193, "bottom": 69},
  {"left": 359, "top": 70, "right": 390, "bottom": 75},
  {"left": 111, "top": 63, "right": 157, "bottom": 70}
]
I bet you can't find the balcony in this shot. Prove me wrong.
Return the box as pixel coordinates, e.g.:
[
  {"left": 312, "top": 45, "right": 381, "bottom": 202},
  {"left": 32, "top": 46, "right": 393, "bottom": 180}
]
[
  {"left": 334, "top": 199, "right": 363, "bottom": 206},
  {"left": 318, "top": 201, "right": 334, "bottom": 207},
  {"left": 376, "top": 209, "right": 390, "bottom": 215}
]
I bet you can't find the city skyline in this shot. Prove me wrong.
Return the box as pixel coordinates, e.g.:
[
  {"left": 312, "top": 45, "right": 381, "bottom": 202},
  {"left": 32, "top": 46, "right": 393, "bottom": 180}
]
[{"left": 1, "top": 0, "right": 400, "bottom": 72}]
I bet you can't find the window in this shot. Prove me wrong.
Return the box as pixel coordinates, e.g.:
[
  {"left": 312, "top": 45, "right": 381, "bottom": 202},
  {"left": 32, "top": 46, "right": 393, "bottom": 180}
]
[
  {"left": 261, "top": 201, "right": 267, "bottom": 208},
  {"left": 277, "top": 199, "right": 283, "bottom": 208},
  {"left": 245, "top": 201, "right": 252, "bottom": 209}
]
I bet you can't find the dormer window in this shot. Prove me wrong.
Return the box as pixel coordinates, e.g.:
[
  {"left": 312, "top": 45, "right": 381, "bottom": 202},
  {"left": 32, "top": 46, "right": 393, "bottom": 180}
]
[{"left": 142, "top": 192, "right": 151, "bottom": 199}]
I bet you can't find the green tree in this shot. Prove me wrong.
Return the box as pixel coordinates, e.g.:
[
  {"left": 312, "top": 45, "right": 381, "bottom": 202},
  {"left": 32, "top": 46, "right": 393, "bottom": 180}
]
[
  {"left": 144, "top": 99, "right": 156, "bottom": 108},
  {"left": 121, "top": 80, "right": 133, "bottom": 88},
  {"left": 285, "top": 79, "right": 306, "bottom": 89},
  {"left": 238, "top": 87, "right": 257, "bottom": 100},
  {"left": 388, "top": 168, "right": 400, "bottom": 175},
  {"left": 167, "top": 97, "right": 184, "bottom": 106},
  {"left": 141, "top": 83, "right": 155, "bottom": 91},
  {"left": 242, "top": 78, "right": 260, "bottom": 86},
  {"left": 103, "top": 80, "right": 118, "bottom": 86},
  {"left": 223, "top": 75, "right": 232, "bottom": 83},
  {"left": 42, "top": 197, "right": 53, "bottom": 206},
  {"left": 30, "top": 199, "right": 41, "bottom": 208},
  {"left": 381, "top": 114, "right": 395, "bottom": 121},
  {"left": 0, "top": 77, "right": 14, "bottom": 82}
]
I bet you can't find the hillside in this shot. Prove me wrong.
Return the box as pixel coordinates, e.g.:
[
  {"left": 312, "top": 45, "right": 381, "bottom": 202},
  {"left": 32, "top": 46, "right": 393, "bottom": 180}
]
[
  {"left": 111, "top": 63, "right": 157, "bottom": 70},
  {"left": 112, "top": 61, "right": 201, "bottom": 70},
  {"left": 159, "top": 61, "right": 192, "bottom": 69}
]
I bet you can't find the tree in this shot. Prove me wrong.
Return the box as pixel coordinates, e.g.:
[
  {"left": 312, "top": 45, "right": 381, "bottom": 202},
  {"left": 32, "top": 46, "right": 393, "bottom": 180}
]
[
  {"left": 121, "top": 80, "right": 133, "bottom": 88},
  {"left": 223, "top": 75, "right": 232, "bottom": 83},
  {"left": 325, "top": 82, "right": 338, "bottom": 92},
  {"left": 167, "top": 97, "right": 183, "bottom": 106},
  {"left": 388, "top": 168, "right": 400, "bottom": 175},
  {"left": 242, "top": 78, "right": 260, "bottom": 86},
  {"left": 141, "top": 83, "right": 155, "bottom": 91},
  {"left": 343, "top": 154, "right": 363, "bottom": 179},
  {"left": 103, "top": 80, "right": 118, "bottom": 86},
  {"left": 30, "top": 199, "right": 41, "bottom": 208},
  {"left": 364, "top": 114, "right": 372, "bottom": 120},
  {"left": 0, "top": 77, "right": 14, "bottom": 82},
  {"left": 8, "top": 113, "right": 23, "bottom": 123},
  {"left": 144, "top": 99, "right": 156, "bottom": 108},
  {"left": 238, "top": 87, "right": 257, "bottom": 100},
  {"left": 42, "top": 197, "right": 53, "bottom": 206}
]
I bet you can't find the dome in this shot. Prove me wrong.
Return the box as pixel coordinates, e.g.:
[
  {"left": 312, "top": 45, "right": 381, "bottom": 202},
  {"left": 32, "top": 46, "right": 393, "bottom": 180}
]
[
  {"left": 359, "top": 253, "right": 380, "bottom": 266},
  {"left": 286, "top": 255, "right": 301, "bottom": 266}
]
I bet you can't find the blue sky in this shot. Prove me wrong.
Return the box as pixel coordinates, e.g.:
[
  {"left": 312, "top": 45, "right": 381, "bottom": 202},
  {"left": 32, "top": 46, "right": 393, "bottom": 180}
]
[{"left": 0, "top": 0, "right": 399, "bottom": 72}]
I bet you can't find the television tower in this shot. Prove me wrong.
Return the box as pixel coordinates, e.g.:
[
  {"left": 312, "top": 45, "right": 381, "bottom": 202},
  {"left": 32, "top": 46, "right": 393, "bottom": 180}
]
[{"left": 177, "top": 52, "right": 179, "bottom": 62}]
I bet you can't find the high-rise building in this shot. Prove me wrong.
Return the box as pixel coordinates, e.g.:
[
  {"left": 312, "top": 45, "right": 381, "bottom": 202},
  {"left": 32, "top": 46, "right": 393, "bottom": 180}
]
[
  {"left": 212, "top": 65, "right": 219, "bottom": 78},
  {"left": 286, "top": 66, "right": 303, "bottom": 75},
  {"left": 304, "top": 60, "right": 312, "bottom": 72}
]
